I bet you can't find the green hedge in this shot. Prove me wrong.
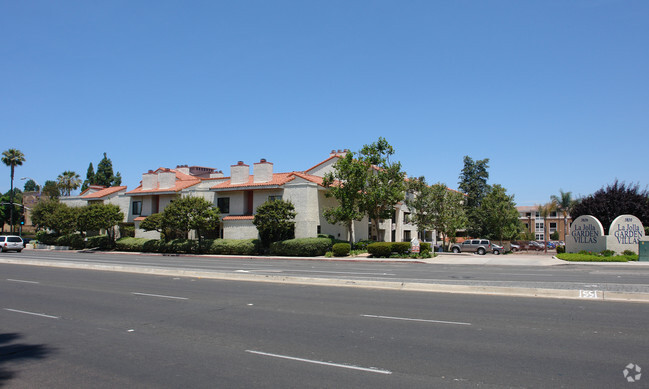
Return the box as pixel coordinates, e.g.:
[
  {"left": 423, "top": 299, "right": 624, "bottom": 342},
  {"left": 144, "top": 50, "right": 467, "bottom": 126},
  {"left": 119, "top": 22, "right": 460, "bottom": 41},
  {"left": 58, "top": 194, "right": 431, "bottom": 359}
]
[
  {"left": 332, "top": 243, "right": 351, "bottom": 257},
  {"left": 420, "top": 242, "right": 431, "bottom": 254},
  {"left": 270, "top": 237, "right": 332, "bottom": 257},
  {"left": 86, "top": 235, "right": 114, "bottom": 250},
  {"left": 367, "top": 242, "right": 392, "bottom": 258},
  {"left": 56, "top": 233, "right": 85, "bottom": 250},
  {"left": 205, "top": 239, "right": 260, "bottom": 255},
  {"left": 391, "top": 242, "right": 410, "bottom": 255},
  {"left": 557, "top": 253, "right": 638, "bottom": 262},
  {"left": 36, "top": 231, "right": 59, "bottom": 245}
]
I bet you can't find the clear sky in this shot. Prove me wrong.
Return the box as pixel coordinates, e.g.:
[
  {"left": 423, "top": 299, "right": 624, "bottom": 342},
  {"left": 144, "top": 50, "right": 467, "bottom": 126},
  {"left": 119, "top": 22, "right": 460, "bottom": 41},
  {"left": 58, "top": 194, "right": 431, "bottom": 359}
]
[{"left": 2, "top": 0, "right": 647, "bottom": 206}]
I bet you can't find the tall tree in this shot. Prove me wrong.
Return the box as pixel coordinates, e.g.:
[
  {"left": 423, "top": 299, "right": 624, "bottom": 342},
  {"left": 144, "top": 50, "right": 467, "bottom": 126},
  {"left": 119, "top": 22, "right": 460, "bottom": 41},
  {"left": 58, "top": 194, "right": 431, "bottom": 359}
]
[
  {"left": 458, "top": 156, "right": 490, "bottom": 237},
  {"left": 95, "top": 152, "right": 120, "bottom": 187},
  {"left": 253, "top": 199, "right": 296, "bottom": 250},
  {"left": 477, "top": 184, "right": 522, "bottom": 243},
  {"left": 2, "top": 148, "right": 26, "bottom": 233},
  {"left": 161, "top": 196, "right": 221, "bottom": 242},
  {"left": 81, "top": 162, "right": 95, "bottom": 192},
  {"left": 550, "top": 189, "right": 573, "bottom": 237},
  {"left": 570, "top": 180, "right": 649, "bottom": 235},
  {"left": 404, "top": 176, "right": 435, "bottom": 240},
  {"left": 357, "top": 137, "right": 406, "bottom": 241},
  {"left": 42, "top": 180, "right": 61, "bottom": 199},
  {"left": 23, "top": 179, "right": 39, "bottom": 192},
  {"left": 322, "top": 151, "right": 366, "bottom": 243},
  {"left": 429, "top": 183, "right": 467, "bottom": 251},
  {"left": 78, "top": 203, "right": 124, "bottom": 242},
  {"left": 57, "top": 171, "right": 81, "bottom": 196}
]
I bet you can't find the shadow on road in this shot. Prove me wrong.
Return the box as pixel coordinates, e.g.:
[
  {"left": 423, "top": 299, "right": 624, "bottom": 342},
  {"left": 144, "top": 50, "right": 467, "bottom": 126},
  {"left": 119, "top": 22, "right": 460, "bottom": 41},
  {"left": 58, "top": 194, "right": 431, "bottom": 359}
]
[{"left": 0, "top": 333, "right": 54, "bottom": 386}]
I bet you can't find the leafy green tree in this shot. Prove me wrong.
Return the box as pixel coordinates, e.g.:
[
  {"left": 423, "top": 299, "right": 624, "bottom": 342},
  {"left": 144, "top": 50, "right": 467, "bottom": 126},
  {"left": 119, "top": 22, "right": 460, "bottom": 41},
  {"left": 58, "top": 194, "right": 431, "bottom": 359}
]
[
  {"left": 458, "top": 156, "right": 490, "bottom": 237},
  {"left": 404, "top": 176, "right": 436, "bottom": 239},
  {"left": 357, "top": 137, "right": 406, "bottom": 241},
  {"left": 476, "top": 184, "right": 522, "bottom": 243},
  {"left": 57, "top": 171, "right": 82, "bottom": 196},
  {"left": 78, "top": 203, "right": 124, "bottom": 241},
  {"left": 1, "top": 190, "right": 23, "bottom": 231},
  {"left": 253, "top": 199, "right": 296, "bottom": 249},
  {"left": 429, "top": 183, "right": 467, "bottom": 251},
  {"left": 570, "top": 180, "right": 649, "bottom": 235},
  {"left": 95, "top": 152, "right": 121, "bottom": 187},
  {"left": 31, "top": 200, "right": 79, "bottom": 235},
  {"left": 23, "top": 179, "right": 39, "bottom": 192},
  {"left": 81, "top": 163, "right": 95, "bottom": 192},
  {"left": 2, "top": 148, "right": 26, "bottom": 233},
  {"left": 140, "top": 213, "right": 166, "bottom": 237},
  {"left": 42, "top": 180, "right": 61, "bottom": 199},
  {"left": 113, "top": 172, "right": 122, "bottom": 186},
  {"left": 551, "top": 189, "right": 573, "bottom": 237},
  {"left": 322, "top": 151, "right": 366, "bottom": 243},
  {"left": 161, "top": 196, "right": 221, "bottom": 242}
]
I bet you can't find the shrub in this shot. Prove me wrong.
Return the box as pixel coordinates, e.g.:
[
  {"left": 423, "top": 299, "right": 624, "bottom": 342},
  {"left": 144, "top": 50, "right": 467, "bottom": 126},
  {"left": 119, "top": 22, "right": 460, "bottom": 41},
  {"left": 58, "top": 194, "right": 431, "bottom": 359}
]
[
  {"left": 354, "top": 240, "right": 374, "bottom": 250},
  {"left": 206, "top": 239, "right": 260, "bottom": 255},
  {"left": 556, "top": 245, "right": 566, "bottom": 254},
  {"left": 623, "top": 250, "right": 636, "bottom": 256},
  {"left": 116, "top": 237, "right": 151, "bottom": 252},
  {"left": 420, "top": 242, "right": 431, "bottom": 254},
  {"left": 35, "top": 230, "right": 59, "bottom": 245},
  {"left": 119, "top": 223, "right": 135, "bottom": 238},
  {"left": 270, "top": 237, "right": 332, "bottom": 257},
  {"left": 86, "top": 235, "right": 114, "bottom": 250},
  {"left": 56, "top": 233, "right": 85, "bottom": 250},
  {"left": 332, "top": 243, "right": 351, "bottom": 257},
  {"left": 600, "top": 250, "right": 615, "bottom": 257},
  {"left": 391, "top": 242, "right": 410, "bottom": 255},
  {"left": 367, "top": 242, "right": 392, "bottom": 258}
]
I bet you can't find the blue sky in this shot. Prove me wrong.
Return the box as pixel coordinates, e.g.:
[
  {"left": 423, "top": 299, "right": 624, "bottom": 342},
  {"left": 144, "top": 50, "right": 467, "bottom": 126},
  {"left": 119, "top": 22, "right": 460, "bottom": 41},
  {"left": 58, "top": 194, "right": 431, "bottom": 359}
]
[{"left": 2, "top": 0, "right": 647, "bottom": 206}]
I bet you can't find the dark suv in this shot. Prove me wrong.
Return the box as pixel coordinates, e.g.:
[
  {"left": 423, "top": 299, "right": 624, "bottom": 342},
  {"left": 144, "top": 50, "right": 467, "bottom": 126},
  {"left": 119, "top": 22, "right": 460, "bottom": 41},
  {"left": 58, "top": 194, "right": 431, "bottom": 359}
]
[{"left": 450, "top": 239, "right": 492, "bottom": 255}]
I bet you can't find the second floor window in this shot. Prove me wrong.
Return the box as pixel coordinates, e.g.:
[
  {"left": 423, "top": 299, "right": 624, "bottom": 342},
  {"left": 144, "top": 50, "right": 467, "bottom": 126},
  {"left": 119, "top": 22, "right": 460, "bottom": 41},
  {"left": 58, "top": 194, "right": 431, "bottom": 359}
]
[
  {"left": 268, "top": 195, "right": 282, "bottom": 202},
  {"left": 217, "top": 197, "right": 230, "bottom": 214},
  {"left": 132, "top": 201, "right": 142, "bottom": 216}
]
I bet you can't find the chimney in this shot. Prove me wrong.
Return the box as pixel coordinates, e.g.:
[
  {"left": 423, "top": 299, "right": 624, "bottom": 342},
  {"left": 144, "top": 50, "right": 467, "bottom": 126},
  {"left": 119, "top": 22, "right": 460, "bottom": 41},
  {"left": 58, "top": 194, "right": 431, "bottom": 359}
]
[
  {"left": 230, "top": 161, "right": 249, "bottom": 185},
  {"left": 142, "top": 170, "right": 158, "bottom": 190},
  {"left": 176, "top": 165, "right": 190, "bottom": 175},
  {"left": 253, "top": 159, "right": 273, "bottom": 183},
  {"left": 329, "top": 149, "right": 349, "bottom": 158},
  {"left": 210, "top": 170, "right": 224, "bottom": 179},
  {"left": 158, "top": 169, "right": 176, "bottom": 189}
]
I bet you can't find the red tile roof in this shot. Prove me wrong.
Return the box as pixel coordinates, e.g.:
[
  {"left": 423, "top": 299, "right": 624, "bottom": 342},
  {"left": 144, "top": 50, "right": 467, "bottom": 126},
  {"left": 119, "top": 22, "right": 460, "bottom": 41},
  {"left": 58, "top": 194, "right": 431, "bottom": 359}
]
[
  {"left": 304, "top": 155, "right": 340, "bottom": 174},
  {"left": 82, "top": 186, "right": 127, "bottom": 199},
  {"left": 210, "top": 171, "right": 324, "bottom": 191},
  {"left": 126, "top": 168, "right": 202, "bottom": 195}
]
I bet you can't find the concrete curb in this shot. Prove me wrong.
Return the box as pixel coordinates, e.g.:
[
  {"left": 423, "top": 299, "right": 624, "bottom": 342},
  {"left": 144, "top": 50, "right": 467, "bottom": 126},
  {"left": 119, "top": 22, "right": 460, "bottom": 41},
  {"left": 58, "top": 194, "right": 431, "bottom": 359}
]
[{"left": 3, "top": 258, "right": 649, "bottom": 304}]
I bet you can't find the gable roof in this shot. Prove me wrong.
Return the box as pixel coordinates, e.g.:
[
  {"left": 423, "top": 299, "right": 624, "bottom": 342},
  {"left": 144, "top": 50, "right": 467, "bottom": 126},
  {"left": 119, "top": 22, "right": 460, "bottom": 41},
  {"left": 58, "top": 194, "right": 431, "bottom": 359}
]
[
  {"left": 126, "top": 168, "right": 202, "bottom": 195},
  {"left": 82, "top": 186, "right": 127, "bottom": 199},
  {"left": 210, "top": 171, "right": 325, "bottom": 191}
]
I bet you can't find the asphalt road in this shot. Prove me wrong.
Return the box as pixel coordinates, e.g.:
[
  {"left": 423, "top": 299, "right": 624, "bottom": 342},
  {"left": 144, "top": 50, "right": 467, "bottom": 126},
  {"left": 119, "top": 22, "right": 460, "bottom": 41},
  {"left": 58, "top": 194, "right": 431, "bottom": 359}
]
[
  {"left": 4, "top": 250, "right": 649, "bottom": 294},
  {"left": 2, "top": 263, "right": 648, "bottom": 388}
]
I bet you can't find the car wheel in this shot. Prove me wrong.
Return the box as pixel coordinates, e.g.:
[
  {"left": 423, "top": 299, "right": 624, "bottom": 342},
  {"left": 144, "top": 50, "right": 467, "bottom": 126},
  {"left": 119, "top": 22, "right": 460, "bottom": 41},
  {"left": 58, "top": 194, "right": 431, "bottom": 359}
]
[
  {"left": 17, "top": 249, "right": 22, "bottom": 253},
  {"left": 478, "top": 248, "right": 485, "bottom": 255},
  {"left": 494, "top": 249, "right": 500, "bottom": 255},
  {"left": 452, "top": 247, "right": 460, "bottom": 253}
]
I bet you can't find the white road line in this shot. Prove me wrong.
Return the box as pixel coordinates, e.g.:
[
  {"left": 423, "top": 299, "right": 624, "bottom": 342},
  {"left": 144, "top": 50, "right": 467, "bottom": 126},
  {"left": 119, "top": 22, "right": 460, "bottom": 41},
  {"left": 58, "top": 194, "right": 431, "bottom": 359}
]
[
  {"left": 245, "top": 350, "right": 392, "bottom": 375},
  {"left": 7, "top": 279, "right": 40, "bottom": 284},
  {"left": 362, "top": 314, "right": 471, "bottom": 326},
  {"left": 4, "top": 308, "right": 59, "bottom": 319},
  {"left": 131, "top": 292, "right": 188, "bottom": 300}
]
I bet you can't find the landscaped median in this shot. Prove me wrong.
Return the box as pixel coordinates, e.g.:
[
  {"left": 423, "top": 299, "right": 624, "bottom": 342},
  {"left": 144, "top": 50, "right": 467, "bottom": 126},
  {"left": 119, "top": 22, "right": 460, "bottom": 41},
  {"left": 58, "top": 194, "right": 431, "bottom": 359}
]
[{"left": 556, "top": 250, "right": 639, "bottom": 262}]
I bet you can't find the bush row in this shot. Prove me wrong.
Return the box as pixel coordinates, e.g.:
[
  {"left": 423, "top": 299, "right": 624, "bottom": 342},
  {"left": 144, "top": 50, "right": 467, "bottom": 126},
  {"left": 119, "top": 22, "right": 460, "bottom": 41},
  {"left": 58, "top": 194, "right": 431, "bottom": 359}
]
[
  {"left": 114, "top": 237, "right": 334, "bottom": 257},
  {"left": 366, "top": 241, "right": 431, "bottom": 258},
  {"left": 34, "top": 232, "right": 115, "bottom": 250}
]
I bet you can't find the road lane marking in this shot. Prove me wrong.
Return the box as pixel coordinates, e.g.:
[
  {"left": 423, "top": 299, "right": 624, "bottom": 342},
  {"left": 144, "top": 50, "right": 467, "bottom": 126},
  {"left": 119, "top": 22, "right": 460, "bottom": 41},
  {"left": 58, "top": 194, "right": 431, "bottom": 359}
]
[
  {"left": 131, "top": 292, "right": 188, "bottom": 300},
  {"left": 4, "top": 308, "right": 59, "bottom": 319},
  {"left": 245, "top": 350, "right": 392, "bottom": 374},
  {"left": 7, "top": 279, "right": 40, "bottom": 284},
  {"left": 362, "top": 314, "right": 471, "bottom": 326}
]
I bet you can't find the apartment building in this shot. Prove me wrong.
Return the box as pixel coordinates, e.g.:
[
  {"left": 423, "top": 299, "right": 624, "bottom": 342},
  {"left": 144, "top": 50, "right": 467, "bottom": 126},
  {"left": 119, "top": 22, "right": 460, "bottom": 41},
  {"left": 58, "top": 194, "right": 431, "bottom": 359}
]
[{"left": 517, "top": 205, "right": 571, "bottom": 241}]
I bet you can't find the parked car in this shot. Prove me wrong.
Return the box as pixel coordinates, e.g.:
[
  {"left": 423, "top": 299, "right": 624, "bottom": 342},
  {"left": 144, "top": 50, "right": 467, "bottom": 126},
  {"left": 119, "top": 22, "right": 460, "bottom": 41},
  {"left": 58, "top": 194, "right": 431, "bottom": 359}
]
[
  {"left": 546, "top": 241, "right": 556, "bottom": 249},
  {"left": 510, "top": 243, "right": 520, "bottom": 252},
  {"left": 492, "top": 243, "right": 504, "bottom": 255},
  {"left": 451, "top": 239, "right": 492, "bottom": 255},
  {"left": 0, "top": 235, "right": 24, "bottom": 252},
  {"left": 528, "top": 241, "right": 544, "bottom": 251}
]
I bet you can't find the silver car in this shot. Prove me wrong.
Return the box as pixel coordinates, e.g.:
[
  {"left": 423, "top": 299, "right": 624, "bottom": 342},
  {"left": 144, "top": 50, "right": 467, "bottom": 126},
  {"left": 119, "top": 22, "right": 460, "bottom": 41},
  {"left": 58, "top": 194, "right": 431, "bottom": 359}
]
[
  {"left": 0, "top": 235, "right": 24, "bottom": 252},
  {"left": 451, "top": 239, "right": 492, "bottom": 255}
]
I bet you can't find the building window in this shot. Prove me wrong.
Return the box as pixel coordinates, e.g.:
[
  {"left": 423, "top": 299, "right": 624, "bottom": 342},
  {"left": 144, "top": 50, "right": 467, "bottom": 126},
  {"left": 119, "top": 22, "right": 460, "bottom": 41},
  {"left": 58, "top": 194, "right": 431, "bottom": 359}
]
[
  {"left": 403, "top": 230, "right": 411, "bottom": 241},
  {"left": 268, "top": 195, "right": 282, "bottom": 202},
  {"left": 535, "top": 233, "right": 544, "bottom": 240},
  {"left": 317, "top": 225, "right": 321, "bottom": 234},
  {"left": 535, "top": 222, "right": 544, "bottom": 230},
  {"left": 132, "top": 201, "right": 142, "bottom": 216},
  {"left": 217, "top": 197, "right": 230, "bottom": 214},
  {"left": 550, "top": 222, "right": 557, "bottom": 232}
]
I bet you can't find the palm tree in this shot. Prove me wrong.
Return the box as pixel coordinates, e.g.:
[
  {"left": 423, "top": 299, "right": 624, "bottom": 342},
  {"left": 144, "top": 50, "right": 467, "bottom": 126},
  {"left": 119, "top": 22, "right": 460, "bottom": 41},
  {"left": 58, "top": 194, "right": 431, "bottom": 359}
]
[
  {"left": 57, "top": 171, "right": 82, "bottom": 196},
  {"left": 551, "top": 190, "right": 573, "bottom": 238},
  {"left": 2, "top": 149, "right": 26, "bottom": 233},
  {"left": 538, "top": 202, "right": 557, "bottom": 253}
]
